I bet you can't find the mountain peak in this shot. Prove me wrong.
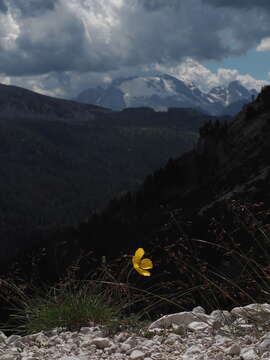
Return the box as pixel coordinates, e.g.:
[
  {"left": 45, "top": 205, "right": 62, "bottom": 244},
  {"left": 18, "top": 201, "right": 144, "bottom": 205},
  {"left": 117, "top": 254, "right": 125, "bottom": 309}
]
[
  {"left": 76, "top": 74, "right": 257, "bottom": 116},
  {"left": 228, "top": 80, "right": 250, "bottom": 95},
  {"left": 228, "top": 79, "right": 242, "bottom": 87}
]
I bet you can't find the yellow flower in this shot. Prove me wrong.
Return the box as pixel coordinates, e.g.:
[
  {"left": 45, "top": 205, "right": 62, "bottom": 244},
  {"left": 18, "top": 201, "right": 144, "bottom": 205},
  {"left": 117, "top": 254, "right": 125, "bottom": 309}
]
[{"left": 132, "top": 248, "right": 153, "bottom": 276}]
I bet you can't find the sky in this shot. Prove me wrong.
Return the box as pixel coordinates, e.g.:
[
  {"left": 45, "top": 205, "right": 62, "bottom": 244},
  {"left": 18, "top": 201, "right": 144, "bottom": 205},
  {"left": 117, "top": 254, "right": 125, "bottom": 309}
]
[{"left": 0, "top": 0, "right": 270, "bottom": 98}]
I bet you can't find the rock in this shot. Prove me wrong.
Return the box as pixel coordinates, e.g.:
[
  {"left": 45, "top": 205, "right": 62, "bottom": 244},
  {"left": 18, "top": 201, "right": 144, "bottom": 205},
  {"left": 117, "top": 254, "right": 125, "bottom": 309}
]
[
  {"left": 6, "top": 334, "right": 21, "bottom": 345},
  {"left": 209, "top": 319, "right": 222, "bottom": 333},
  {"left": 259, "top": 338, "right": 270, "bottom": 353},
  {"left": 114, "top": 332, "right": 129, "bottom": 342},
  {"left": 141, "top": 339, "right": 156, "bottom": 346},
  {"left": 91, "top": 337, "right": 111, "bottom": 349},
  {"left": 129, "top": 349, "right": 145, "bottom": 359},
  {"left": 244, "top": 335, "right": 255, "bottom": 345},
  {"left": 210, "top": 309, "right": 232, "bottom": 325},
  {"left": 215, "top": 353, "right": 225, "bottom": 360},
  {"left": 148, "top": 311, "right": 209, "bottom": 330},
  {"left": 171, "top": 323, "right": 186, "bottom": 335},
  {"left": 182, "top": 344, "right": 203, "bottom": 360},
  {"left": 60, "top": 357, "right": 89, "bottom": 360},
  {"left": 240, "top": 347, "right": 259, "bottom": 360},
  {"left": 164, "top": 333, "right": 182, "bottom": 345},
  {"left": 187, "top": 321, "right": 209, "bottom": 332},
  {"left": 0, "top": 332, "right": 6, "bottom": 344},
  {"left": 262, "top": 331, "right": 270, "bottom": 340},
  {"left": 120, "top": 343, "right": 131, "bottom": 353},
  {"left": 0, "top": 355, "right": 18, "bottom": 360},
  {"left": 79, "top": 327, "right": 93, "bottom": 335},
  {"left": 35, "top": 332, "right": 48, "bottom": 345},
  {"left": 123, "top": 335, "right": 138, "bottom": 348},
  {"left": 226, "top": 343, "right": 241, "bottom": 355},
  {"left": 231, "top": 303, "right": 270, "bottom": 323},
  {"left": 192, "top": 306, "right": 206, "bottom": 314}
]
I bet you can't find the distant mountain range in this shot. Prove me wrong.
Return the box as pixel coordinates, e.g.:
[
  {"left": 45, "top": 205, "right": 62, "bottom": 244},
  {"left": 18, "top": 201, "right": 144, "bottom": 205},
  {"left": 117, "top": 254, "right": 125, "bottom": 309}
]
[{"left": 76, "top": 74, "right": 257, "bottom": 116}]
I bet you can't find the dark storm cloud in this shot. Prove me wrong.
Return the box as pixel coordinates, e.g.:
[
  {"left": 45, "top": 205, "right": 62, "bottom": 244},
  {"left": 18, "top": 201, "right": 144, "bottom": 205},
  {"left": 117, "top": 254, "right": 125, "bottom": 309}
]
[
  {"left": 9, "top": 0, "right": 58, "bottom": 17},
  {"left": 0, "top": 12, "right": 92, "bottom": 76},
  {"left": 140, "top": 0, "right": 180, "bottom": 12},
  {"left": 142, "top": 0, "right": 270, "bottom": 58},
  {"left": 0, "top": 0, "right": 7, "bottom": 13},
  {"left": 203, "top": 0, "right": 270, "bottom": 10},
  {"left": 201, "top": 0, "right": 270, "bottom": 55},
  {"left": 121, "top": 0, "right": 241, "bottom": 66}
]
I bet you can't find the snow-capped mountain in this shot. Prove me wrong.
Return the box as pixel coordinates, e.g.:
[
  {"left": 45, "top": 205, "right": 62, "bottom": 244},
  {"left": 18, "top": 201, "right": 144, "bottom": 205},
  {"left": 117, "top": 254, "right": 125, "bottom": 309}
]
[
  {"left": 207, "top": 81, "right": 256, "bottom": 106},
  {"left": 76, "top": 75, "right": 257, "bottom": 116}
]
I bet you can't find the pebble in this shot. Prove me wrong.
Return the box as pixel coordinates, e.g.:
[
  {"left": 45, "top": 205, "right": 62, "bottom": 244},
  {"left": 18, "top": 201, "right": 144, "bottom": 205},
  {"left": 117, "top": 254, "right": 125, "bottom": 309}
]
[
  {"left": 0, "top": 303, "right": 270, "bottom": 359},
  {"left": 130, "top": 350, "right": 145, "bottom": 359}
]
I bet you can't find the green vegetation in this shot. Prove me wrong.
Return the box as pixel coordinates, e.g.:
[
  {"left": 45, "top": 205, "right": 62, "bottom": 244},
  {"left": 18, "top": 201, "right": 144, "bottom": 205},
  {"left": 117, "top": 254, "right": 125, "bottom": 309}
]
[
  {"left": 0, "top": 264, "right": 154, "bottom": 336},
  {"left": 0, "top": 280, "right": 135, "bottom": 336}
]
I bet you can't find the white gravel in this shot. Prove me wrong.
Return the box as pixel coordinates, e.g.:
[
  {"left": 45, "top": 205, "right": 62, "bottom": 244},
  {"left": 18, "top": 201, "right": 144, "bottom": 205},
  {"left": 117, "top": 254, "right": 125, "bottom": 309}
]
[{"left": 1, "top": 303, "right": 270, "bottom": 359}]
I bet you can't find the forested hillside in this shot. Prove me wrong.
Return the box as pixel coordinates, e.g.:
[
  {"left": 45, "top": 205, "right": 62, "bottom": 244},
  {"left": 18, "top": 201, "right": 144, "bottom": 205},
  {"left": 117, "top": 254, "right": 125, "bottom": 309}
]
[{"left": 0, "top": 83, "right": 217, "bottom": 265}]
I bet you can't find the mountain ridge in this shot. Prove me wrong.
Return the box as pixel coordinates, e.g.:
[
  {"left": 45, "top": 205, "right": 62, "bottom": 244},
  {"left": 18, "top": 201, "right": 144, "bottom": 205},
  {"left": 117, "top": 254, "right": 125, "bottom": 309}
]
[
  {"left": 76, "top": 75, "right": 257, "bottom": 116},
  {"left": 0, "top": 82, "right": 110, "bottom": 122}
]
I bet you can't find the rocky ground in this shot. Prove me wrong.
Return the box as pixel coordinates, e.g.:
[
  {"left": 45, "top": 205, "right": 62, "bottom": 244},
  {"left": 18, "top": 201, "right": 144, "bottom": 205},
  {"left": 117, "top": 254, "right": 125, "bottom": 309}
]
[{"left": 1, "top": 303, "right": 270, "bottom": 359}]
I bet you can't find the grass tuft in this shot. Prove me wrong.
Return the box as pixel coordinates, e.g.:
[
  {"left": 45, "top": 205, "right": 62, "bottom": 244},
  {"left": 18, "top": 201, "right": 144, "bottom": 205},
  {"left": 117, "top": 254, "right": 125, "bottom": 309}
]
[{"left": 0, "top": 281, "right": 127, "bottom": 335}]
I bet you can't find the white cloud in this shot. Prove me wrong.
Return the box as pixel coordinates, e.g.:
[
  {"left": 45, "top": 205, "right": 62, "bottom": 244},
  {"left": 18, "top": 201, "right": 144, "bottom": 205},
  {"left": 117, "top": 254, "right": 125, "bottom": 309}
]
[
  {"left": 0, "top": 12, "right": 20, "bottom": 50},
  {"left": 156, "top": 59, "right": 220, "bottom": 91},
  {"left": 235, "top": 73, "right": 267, "bottom": 91},
  {"left": 0, "top": 73, "right": 11, "bottom": 85},
  {"left": 256, "top": 37, "right": 270, "bottom": 51},
  {"left": 0, "top": 70, "right": 118, "bottom": 99},
  {"left": 154, "top": 58, "right": 267, "bottom": 92}
]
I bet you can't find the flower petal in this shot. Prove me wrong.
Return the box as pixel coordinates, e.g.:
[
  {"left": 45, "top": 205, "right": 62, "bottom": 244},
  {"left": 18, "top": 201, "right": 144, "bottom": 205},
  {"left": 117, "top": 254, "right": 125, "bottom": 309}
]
[
  {"left": 134, "top": 248, "right": 144, "bottom": 260},
  {"left": 136, "top": 267, "right": 151, "bottom": 276},
  {"left": 140, "top": 258, "right": 153, "bottom": 269},
  {"left": 132, "top": 255, "right": 139, "bottom": 267},
  {"left": 132, "top": 260, "right": 140, "bottom": 269}
]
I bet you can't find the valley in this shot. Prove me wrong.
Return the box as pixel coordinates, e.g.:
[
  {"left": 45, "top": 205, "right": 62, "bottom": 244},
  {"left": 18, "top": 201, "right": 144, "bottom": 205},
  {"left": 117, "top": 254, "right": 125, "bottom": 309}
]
[{"left": 0, "top": 83, "right": 215, "bottom": 266}]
